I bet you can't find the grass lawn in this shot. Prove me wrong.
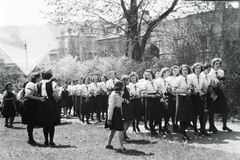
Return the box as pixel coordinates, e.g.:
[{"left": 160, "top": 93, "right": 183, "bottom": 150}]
[{"left": 0, "top": 116, "right": 240, "bottom": 160}]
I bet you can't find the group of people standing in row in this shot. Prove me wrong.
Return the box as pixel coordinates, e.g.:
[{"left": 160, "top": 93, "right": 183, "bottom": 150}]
[
  {"left": 0, "top": 58, "right": 233, "bottom": 151},
  {"left": 105, "top": 58, "right": 232, "bottom": 152}
]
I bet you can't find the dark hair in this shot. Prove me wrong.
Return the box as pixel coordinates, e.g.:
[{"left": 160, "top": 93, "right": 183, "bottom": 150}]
[
  {"left": 5, "top": 82, "right": 13, "bottom": 90},
  {"left": 109, "top": 71, "right": 117, "bottom": 76},
  {"left": 160, "top": 67, "right": 170, "bottom": 78},
  {"left": 179, "top": 64, "right": 191, "bottom": 75},
  {"left": 121, "top": 75, "right": 129, "bottom": 86},
  {"left": 191, "top": 63, "right": 204, "bottom": 73},
  {"left": 154, "top": 69, "right": 161, "bottom": 74},
  {"left": 30, "top": 72, "right": 41, "bottom": 83},
  {"left": 129, "top": 72, "right": 139, "bottom": 82},
  {"left": 92, "top": 75, "right": 99, "bottom": 82},
  {"left": 83, "top": 77, "right": 90, "bottom": 84},
  {"left": 203, "top": 63, "right": 212, "bottom": 70},
  {"left": 113, "top": 81, "right": 124, "bottom": 91},
  {"left": 41, "top": 69, "right": 53, "bottom": 80},
  {"left": 145, "top": 69, "right": 155, "bottom": 79},
  {"left": 170, "top": 65, "right": 179, "bottom": 76},
  {"left": 101, "top": 74, "right": 108, "bottom": 81},
  {"left": 211, "top": 58, "right": 222, "bottom": 67}
]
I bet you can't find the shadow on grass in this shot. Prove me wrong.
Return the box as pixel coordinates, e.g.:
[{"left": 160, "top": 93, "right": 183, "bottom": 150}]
[
  {"left": 116, "top": 149, "right": 154, "bottom": 156},
  {"left": 11, "top": 126, "right": 26, "bottom": 130},
  {"left": 34, "top": 143, "right": 77, "bottom": 148},
  {"left": 125, "top": 139, "right": 157, "bottom": 145},
  {"left": 58, "top": 121, "right": 73, "bottom": 126}
]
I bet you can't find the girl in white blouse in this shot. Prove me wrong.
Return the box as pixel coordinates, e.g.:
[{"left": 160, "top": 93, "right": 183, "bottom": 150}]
[
  {"left": 165, "top": 65, "right": 180, "bottom": 132},
  {"left": 98, "top": 75, "right": 108, "bottom": 120},
  {"left": 89, "top": 76, "right": 102, "bottom": 122},
  {"left": 105, "top": 81, "right": 126, "bottom": 152},
  {"left": 173, "top": 64, "right": 194, "bottom": 140},
  {"left": 209, "top": 58, "right": 232, "bottom": 132},
  {"left": 127, "top": 72, "right": 143, "bottom": 133},
  {"left": 189, "top": 63, "right": 210, "bottom": 136},
  {"left": 80, "top": 77, "right": 91, "bottom": 124},
  {"left": 23, "top": 73, "right": 45, "bottom": 145}
]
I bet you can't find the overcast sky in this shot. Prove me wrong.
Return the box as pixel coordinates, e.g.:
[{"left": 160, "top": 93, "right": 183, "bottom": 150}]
[{"left": 0, "top": 0, "right": 239, "bottom": 27}]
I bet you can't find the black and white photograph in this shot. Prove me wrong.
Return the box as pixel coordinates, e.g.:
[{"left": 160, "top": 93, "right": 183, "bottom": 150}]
[{"left": 0, "top": 0, "right": 240, "bottom": 160}]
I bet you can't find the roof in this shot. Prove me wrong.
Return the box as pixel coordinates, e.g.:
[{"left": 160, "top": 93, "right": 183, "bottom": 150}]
[{"left": 0, "top": 25, "right": 60, "bottom": 75}]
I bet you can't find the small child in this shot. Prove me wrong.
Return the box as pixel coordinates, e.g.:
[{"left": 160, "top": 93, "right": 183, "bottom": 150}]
[{"left": 61, "top": 84, "right": 69, "bottom": 118}]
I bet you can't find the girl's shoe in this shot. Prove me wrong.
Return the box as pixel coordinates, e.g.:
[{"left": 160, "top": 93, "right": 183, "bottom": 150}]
[
  {"left": 105, "top": 145, "right": 114, "bottom": 149},
  {"left": 50, "top": 142, "right": 56, "bottom": 146},
  {"left": 118, "top": 148, "right": 127, "bottom": 153},
  {"left": 222, "top": 126, "right": 232, "bottom": 132}
]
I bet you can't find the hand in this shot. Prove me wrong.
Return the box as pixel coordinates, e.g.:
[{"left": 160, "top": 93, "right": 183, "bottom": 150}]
[
  {"left": 107, "top": 120, "right": 112, "bottom": 126},
  {"left": 151, "top": 95, "right": 156, "bottom": 98},
  {"left": 39, "top": 97, "right": 46, "bottom": 102}
]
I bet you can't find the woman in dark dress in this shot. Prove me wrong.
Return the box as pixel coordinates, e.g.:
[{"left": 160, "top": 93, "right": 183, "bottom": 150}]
[
  {"left": 37, "top": 70, "right": 60, "bottom": 146},
  {"left": 105, "top": 81, "right": 126, "bottom": 152},
  {"left": 173, "top": 64, "right": 194, "bottom": 140},
  {"left": 2, "top": 82, "right": 16, "bottom": 128},
  {"left": 121, "top": 75, "right": 134, "bottom": 140},
  {"left": 23, "top": 72, "right": 46, "bottom": 145}
]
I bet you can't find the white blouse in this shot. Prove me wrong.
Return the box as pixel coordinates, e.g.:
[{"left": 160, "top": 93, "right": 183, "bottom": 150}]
[
  {"left": 200, "top": 72, "right": 217, "bottom": 87},
  {"left": 106, "top": 78, "right": 119, "bottom": 90},
  {"left": 209, "top": 68, "right": 224, "bottom": 78},
  {"left": 107, "top": 92, "right": 123, "bottom": 121},
  {"left": 89, "top": 82, "right": 100, "bottom": 93},
  {"left": 67, "top": 85, "right": 74, "bottom": 96},
  {"left": 127, "top": 82, "right": 141, "bottom": 97},
  {"left": 188, "top": 73, "right": 207, "bottom": 92},
  {"left": 40, "top": 80, "right": 58, "bottom": 97},
  {"left": 80, "top": 84, "right": 90, "bottom": 96},
  {"left": 98, "top": 82, "right": 108, "bottom": 93},
  {"left": 173, "top": 75, "right": 191, "bottom": 96},
  {"left": 166, "top": 76, "right": 177, "bottom": 89},
  {"left": 142, "top": 80, "right": 160, "bottom": 94},
  {"left": 155, "top": 77, "right": 168, "bottom": 93},
  {"left": 25, "top": 82, "right": 36, "bottom": 96}
]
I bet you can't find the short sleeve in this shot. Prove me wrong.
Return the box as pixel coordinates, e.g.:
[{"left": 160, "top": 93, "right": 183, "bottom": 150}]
[{"left": 25, "top": 82, "right": 35, "bottom": 96}]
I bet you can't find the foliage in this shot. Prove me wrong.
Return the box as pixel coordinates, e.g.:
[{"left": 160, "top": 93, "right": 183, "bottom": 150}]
[{"left": 44, "top": 0, "right": 214, "bottom": 61}]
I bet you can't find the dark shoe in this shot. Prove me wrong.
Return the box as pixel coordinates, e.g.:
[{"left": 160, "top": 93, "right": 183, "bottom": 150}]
[
  {"left": 86, "top": 120, "right": 91, "bottom": 124},
  {"left": 144, "top": 125, "right": 150, "bottom": 131},
  {"left": 160, "top": 130, "right": 166, "bottom": 136},
  {"left": 98, "top": 119, "right": 102, "bottom": 122},
  {"left": 4, "top": 124, "right": 8, "bottom": 127},
  {"left": 118, "top": 148, "right": 127, "bottom": 153},
  {"left": 209, "top": 127, "right": 218, "bottom": 134},
  {"left": 136, "top": 126, "right": 141, "bottom": 132},
  {"left": 200, "top": 130, "right": 211, "bottom": 136},
  {"left": 50, "top": 142, "right": 56, "bottom": 146},
  {"left": 105, "top": 145, "right": 114, "bottom": 149},
  {"left": 182, "top": 134, "right": 191, "bottom": 141},
  {"left": 8, "top": 125, "right": 13, "bottom": 128},
  {"left": 164, "top": 127, "right": 171, "bottom": 134},
  {"left": 223, "top": 126, "right": 233, "bottom": 132},
  {"left": 44, "top": 141, "right": 49, "bottom": 146},
  {"left": 151, "top": 131, "right": 158, "bottom": 136},
  {"left": 28, "top": 140, "right": 37, "bottom": 145},
  {"left": 173, "top": 125, "right": 180, "bottom": 133},
  {"left": 194, "top": 130, "right": 202, "bottom": 137}
]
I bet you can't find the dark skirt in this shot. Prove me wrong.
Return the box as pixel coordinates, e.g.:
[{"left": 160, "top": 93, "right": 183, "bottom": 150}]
[
  {"left": 21, "top": 98, "right": 38, "bottom": 126},
  {"left": 192, "top": 94, "right": 205, "bottom": 116},
  {"left": 68, "top": 95, "right": 73, "bottom": 109},
  {"left": 130, "top": 98, "right": 143, "bottom": 120},
  {"left": 92, "top": 95, "right": 102, "bottom": 113},
  {"left": 214, "top": 87, "right": 229, "bottom": 113},
  {"left": 100, "top": 95, "right": 108, "bottom": 112},
  {"left": 105, "top": 107, "right": 124, "bottom": 131},
  {"left": 75, "top": 96, "right": 81, "bottom": 113},
  {"left": 81, "top": 97, "right": 90, "bottom": 116},
  {"left": 142, "top": 97, "right": 149, "bottom": 120},
  {"left": 168, "top": 95, "right": 176, "bottom": 118},
  {"left": 2, "top": 101, "right": 16, "bottom": 118},
  {"left": 122, "top": 102, "right": 134, "bottom": 122},
  {"left": 147, "top": 97, "right": 163, "bottom": 121},
  {"left": 176, "top": 95, "right": 194, "bottom": 122},
  {"left": 36, "top": 98, "right": 60, "bottom": 127}
]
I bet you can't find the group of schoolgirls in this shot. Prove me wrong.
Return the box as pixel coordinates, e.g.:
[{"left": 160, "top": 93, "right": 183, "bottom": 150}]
[{"left": 105, "top": 58, "right": 233, "bottom": 151}]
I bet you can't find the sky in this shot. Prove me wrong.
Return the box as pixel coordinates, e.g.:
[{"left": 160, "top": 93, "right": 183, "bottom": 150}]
[
  {"left": 0, "top": 0, "right": 239, "bottom": 27},
  {"left": 0, "top": 0, "right": 48, "bottom": 26}
]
